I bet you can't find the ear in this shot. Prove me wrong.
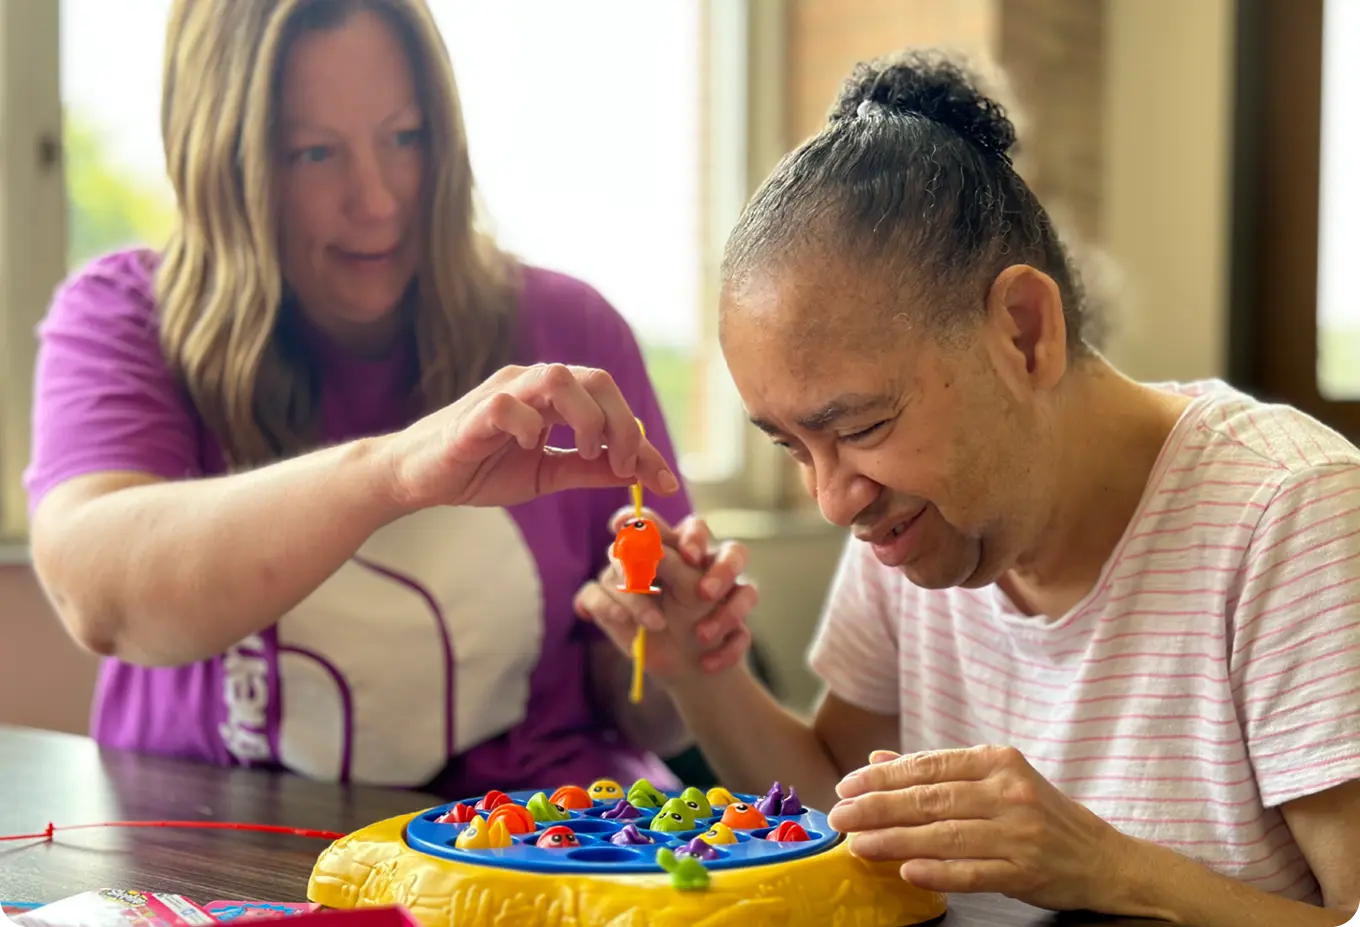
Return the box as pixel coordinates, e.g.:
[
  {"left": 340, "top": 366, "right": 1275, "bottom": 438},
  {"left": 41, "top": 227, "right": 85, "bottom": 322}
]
[{"left": 982, "top": 264, "right": 1068, "bottom": 392}]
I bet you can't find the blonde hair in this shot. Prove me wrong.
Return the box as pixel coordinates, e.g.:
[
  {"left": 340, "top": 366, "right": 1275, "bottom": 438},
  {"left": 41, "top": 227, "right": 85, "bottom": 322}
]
[{"left": 156, "top": 0, "right": 517, "bottom": 468}]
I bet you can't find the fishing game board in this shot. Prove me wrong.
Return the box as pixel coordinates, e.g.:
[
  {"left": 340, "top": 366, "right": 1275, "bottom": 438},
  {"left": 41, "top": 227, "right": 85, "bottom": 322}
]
[{"left": 307, "top": 778, "right": 946, "bottom": 927}]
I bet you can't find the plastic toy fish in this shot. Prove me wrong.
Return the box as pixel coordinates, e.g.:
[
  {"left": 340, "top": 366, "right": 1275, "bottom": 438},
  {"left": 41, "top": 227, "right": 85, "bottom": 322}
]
[
  {"left": 626, "top": 778, "right": 667, "bottom": 810},
  {"left": 650, "top": 798, "right": 698, "bottom": 832},
  {"left": 765, "top": 821, "right": 811, "bottom": 842},
  {"left": 677, "top": 836, "right": 722, "bottom": 860},
  {"left": 474, "top": 790, "right": 511, "bottom": 812},
  {"left": 600, "top": 800, "right": 642, "bottom": 820},
  {"left": 755, "top": 782, "right": 786, "bottom": 817},
  {"left": 657, "top": 847, "right": 710, "bottom": 891},
  {"left": 678, "top": 786, "right": 712, "bottom": 818},
  {"left": 454, "top": 814, "right": 512, "bottom": 849},
  {"left": 720, "top": 802, "right": 768, "bottom": 830},
  {"left": 433, "top": 803, "right": 477, "bottom": 824},
  {"left": 486, "top": 802, "right": 536, "bottom": 835},
  {"left": 526, "top": 792, "right": 569, "bottom": 823},
  {"left": 756, "top": 782, "right": 805, "bottom": 817},
  {"left": 613, "top": 517, "right": 664, "bottom": 595},
  {"left": 698, "top": 822, "right": 737, "bottom": 845},
  {"left": 534, "top": 825, "right": 580, "bottom": 849},
  {"left": 609, "top": 823, "right": 653, "bottom": 846},
  {"left": 705, "top": 787, "right": 738, "bottom": 807},
  {"left": 587, "top": 779, "right": 624, "bottom": 802},
  {"left": 549, "top": 785, "right": 592, "bottom": 810}
]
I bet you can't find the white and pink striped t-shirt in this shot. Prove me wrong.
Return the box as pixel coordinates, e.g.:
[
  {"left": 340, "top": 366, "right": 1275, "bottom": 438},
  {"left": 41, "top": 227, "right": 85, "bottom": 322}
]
[{"left": 808, "top": 379, "right": 1360, "bottom": 906}]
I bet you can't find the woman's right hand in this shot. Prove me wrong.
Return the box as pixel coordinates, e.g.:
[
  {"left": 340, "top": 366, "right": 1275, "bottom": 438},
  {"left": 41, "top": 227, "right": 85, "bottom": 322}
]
[{"left": 378, "top": 363, "right": 680, "bottom": 511}]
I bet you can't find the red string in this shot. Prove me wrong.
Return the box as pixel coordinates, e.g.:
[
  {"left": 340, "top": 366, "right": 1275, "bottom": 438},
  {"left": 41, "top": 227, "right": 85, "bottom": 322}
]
[{"left": 0, "top": 821, "right": 344, "bottom": 842}]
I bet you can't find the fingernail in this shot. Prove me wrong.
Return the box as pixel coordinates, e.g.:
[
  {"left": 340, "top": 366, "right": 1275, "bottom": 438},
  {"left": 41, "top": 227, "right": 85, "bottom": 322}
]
[
  {"left": 700, "top": 577, "right": 720, "bottom": 598},
  {"left": 685, "top": 543, "right": 703, "bottom": 563},
  {"left": 836, "top": 771, "right": 864, "bottom": 798},
  {"left": 659, "top": 469, "right": 679, "bottom": 493},
  {"left": 623, "top": 454, "right": 638, "bottom": 476},
  {"left": 870, "top": 750, "right": 897, "bottom": 764}
]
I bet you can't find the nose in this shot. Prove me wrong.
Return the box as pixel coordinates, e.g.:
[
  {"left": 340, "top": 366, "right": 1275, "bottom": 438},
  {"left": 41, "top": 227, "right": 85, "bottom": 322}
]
[
  {"left": 347, "top": 148, "right": 399, "bottom": 222},
  {"left": 804, "top": 454, "right": 880, "bottom": 528}
]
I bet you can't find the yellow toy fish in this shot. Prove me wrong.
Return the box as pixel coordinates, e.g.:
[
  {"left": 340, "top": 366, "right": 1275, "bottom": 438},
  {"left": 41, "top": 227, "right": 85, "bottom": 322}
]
[
  {"left": 454, "top": 814, "right": 512, "bottom": 849},
  {"left": 705, "top": 786, "right": 738, "bottom": 808},
  {"left": 699, "top": 822, "right": 738, "bottom": 845},
  {"left": 588, "top": 779, "right": 624, "bottom": 802}
]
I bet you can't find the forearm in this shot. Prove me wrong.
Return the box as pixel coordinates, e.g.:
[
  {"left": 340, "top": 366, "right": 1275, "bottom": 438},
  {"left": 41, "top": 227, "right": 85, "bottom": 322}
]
[
  {"left": 588, "top": 639, "right": 694, "bottom": 758},
  {"left": 666, "top": 664, "right": 843, "bottom": 808},
  {"left": 1116, "top": 835, "right": 1351, "bottom": 927},
  {"left": 36, "top": 437, "right": 402, "bottom": 666}
]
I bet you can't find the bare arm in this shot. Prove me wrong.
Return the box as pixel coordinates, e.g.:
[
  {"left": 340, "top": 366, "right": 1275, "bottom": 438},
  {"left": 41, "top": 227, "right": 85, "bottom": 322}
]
[
  {"left": 665, "top": 665, "right": 900, "bottom": 809},
  {"left": 587, "top": 639, "right": 695, "bottom": 758},
  {"left": 30, "top": 437, "right": 403, "bottom": 666}
]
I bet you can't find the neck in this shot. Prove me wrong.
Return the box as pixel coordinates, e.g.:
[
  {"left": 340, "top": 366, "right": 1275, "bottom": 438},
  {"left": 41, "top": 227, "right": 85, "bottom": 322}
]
[{"left": 1002, "top": 356, "right": 1193, "bottom": 618}]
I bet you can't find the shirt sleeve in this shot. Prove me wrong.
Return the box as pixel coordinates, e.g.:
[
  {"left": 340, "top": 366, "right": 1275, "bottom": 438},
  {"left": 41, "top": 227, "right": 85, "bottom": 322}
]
[
  {"left": 23, "top": 250, "right": 202, "bottom": 517},
  {"left": 807, "top": 535, "right": 901, "bottom": 716},
  {"left": 1231, "top": 463, "right": 1360, "bottom": 807}
]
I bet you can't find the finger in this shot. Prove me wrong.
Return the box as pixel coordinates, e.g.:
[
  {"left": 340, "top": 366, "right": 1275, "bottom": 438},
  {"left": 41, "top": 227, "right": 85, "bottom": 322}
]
[
  {"left": 537, "top": 448, "right": 643, "bottom": 495},
  {"left": 837, "top": 745, "right": 1001, "bottom": 799},
  {"left": 827, "top": 781, "right": 997, "bottom": 833},
  {"left": 458, "top": 391, "right": 546, "bottom": 451},
  {"left": 675, "top": 516, "right": 711, "bottom": 566},
  {"left": 693, "top": 584, "right": 758, "bottom": 647},
  {"left": 519, "top": 364, "right": 609, "bottom": 461},
  {"left": 700, "top": 625, "right": 751, "bottom": 673},
  {"left": 897, "top": 859, "right": 1022, "bottom": 895},
  {"left": 846, "top": 819, "right": 1006, "bottom": 864},
  {"left": 572, "top": 367, "right": 645, "bottom": 478},
  {"left": 696, "top": 539, "right": 748, "bottom": 601},
  {"left": 576, "top": 578, "right": 666, "bottom": 636},
  {"left": 653, "top": 546, "right": 708, "bottom": 610}
]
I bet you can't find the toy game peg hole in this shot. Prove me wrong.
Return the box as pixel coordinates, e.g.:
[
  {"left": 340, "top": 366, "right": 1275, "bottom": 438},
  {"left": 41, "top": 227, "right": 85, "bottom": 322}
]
[{"left": 567, "top": 847, "right": 643, "bottom": 863}]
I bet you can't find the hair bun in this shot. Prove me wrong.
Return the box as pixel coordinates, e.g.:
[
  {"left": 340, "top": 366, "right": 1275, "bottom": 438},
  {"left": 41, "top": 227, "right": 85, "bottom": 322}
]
[{"left": 828, "top": 49, "right": 1016, "bottom": 158}]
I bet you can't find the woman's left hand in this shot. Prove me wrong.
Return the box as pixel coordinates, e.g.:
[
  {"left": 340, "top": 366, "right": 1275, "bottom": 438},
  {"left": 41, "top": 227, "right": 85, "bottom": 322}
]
[{"left": 828, "top": 745, "right": 1134, "bottom": 912}]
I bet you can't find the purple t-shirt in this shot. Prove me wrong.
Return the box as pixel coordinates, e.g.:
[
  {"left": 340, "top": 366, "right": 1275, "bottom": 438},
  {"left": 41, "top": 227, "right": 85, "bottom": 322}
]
[{"left": 24, "top": 248, "right": 692, "bottom": 797}]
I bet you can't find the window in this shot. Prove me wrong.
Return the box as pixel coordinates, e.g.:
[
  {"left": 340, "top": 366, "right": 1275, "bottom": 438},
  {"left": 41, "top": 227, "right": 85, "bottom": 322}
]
[
  {"left": 0, "top": 0, "right": 790, "bottom": 538},
  {"left": 1316, "top": 0, "right": 1360, "bottom": 399}
]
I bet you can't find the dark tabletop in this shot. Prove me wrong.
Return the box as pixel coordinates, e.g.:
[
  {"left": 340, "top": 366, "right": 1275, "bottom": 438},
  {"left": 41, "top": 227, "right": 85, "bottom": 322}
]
[{"left": 0, "top": 725, "right": 1171, "bottom": 926}]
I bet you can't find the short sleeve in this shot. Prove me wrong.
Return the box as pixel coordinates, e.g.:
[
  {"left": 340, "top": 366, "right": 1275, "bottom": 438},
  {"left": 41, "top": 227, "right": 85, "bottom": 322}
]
[
  {"left": 1231, "top": 464, "right": 1360, "bottom": 807},
  {"left": 807, "top": 535, "right": 901, "bottom": 716},
  {"left": 24, "top": 250, "right": 201, "bottom": 515}
]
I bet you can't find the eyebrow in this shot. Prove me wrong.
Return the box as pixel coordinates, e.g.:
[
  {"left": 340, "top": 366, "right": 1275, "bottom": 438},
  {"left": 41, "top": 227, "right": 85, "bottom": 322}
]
[{"left": 750, "top": 393, "right": 895, "bottom": 435}]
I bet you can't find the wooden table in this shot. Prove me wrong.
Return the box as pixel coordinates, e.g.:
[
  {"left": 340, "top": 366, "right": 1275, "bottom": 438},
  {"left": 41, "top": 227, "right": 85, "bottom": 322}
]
[{"left": 0, "top": 725, "right": 1170, "bottom": 926}]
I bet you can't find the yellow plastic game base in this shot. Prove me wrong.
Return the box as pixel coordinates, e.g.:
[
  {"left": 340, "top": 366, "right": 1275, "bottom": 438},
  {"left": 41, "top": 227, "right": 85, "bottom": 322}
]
[{"left": 308, "top": 809, "right": 947, "bottom": 927}]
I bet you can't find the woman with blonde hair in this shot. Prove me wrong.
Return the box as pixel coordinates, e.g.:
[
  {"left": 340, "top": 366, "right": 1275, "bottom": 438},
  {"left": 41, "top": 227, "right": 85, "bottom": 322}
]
[{"left": 24, "top": 0, "right": 753, "bottom": 796}]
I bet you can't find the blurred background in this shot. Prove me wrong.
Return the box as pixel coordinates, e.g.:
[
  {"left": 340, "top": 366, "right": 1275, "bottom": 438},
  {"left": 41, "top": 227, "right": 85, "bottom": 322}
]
[{"left": 0, "top": 0, "right": 1352, "bottom": 731}]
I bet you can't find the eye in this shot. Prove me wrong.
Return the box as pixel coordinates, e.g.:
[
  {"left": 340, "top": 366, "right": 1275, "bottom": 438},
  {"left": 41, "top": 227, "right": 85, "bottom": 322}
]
[
  {"left": 291, "top": 145, "right": 332, "bottom": 165},
  {"left": 842, "top": 421, "right": 888, "bottom": 443},
  {"left": 395, "top": 126, "right": 424, "bottom": 148},
  {"left": 686, "top": 801, "right": 699, "bottom": 810}
]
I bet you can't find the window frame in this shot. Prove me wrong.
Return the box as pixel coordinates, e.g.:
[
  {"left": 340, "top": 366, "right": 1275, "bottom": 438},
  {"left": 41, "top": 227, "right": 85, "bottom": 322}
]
[
  {"left": 0, "top": 0, "right": 803, "bottom": 544},
  {"left": 0, "top": 0, "right": 64, "bottom": 542}
]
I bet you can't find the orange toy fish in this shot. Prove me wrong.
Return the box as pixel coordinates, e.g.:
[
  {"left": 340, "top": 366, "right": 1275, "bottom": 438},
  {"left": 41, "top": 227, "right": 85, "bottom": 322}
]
[{"left": 613, "top": 517, "right": 664, "bottom": 595}]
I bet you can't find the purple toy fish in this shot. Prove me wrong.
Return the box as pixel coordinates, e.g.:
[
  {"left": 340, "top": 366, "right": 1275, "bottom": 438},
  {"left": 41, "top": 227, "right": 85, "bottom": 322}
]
[
  {"left": 677, "top": 836, "right": 722, "bottom": 860},
  {"left": 755, "top": 781, "right": 784, "bottom": 817},
  {"left": 609, "top": 824, "right": 653, "bottom": 846},
  {"left": 602, "top": 800, "right": 642, "bottom": 820},
  {"left": 780, "top": 786, "right": 804, "bottom": 816}
]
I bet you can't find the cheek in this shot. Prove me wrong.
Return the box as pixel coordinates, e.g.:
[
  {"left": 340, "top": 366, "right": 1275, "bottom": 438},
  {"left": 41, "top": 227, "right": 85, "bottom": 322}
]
[
  {"left": 279, "top": 173, "right": 337, "bottom": 256},
  {"left": 388, "top": 148, "right": 424, "bottom": 206}
]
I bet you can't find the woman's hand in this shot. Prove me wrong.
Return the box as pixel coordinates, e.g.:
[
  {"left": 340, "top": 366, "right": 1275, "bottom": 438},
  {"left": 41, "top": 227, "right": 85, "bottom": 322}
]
[
  {"left": 378, "top": 363, "right": 680, "bottom": 510},
  {"left": 574, "top": 509, "right": 757, "bottom": 681}
]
